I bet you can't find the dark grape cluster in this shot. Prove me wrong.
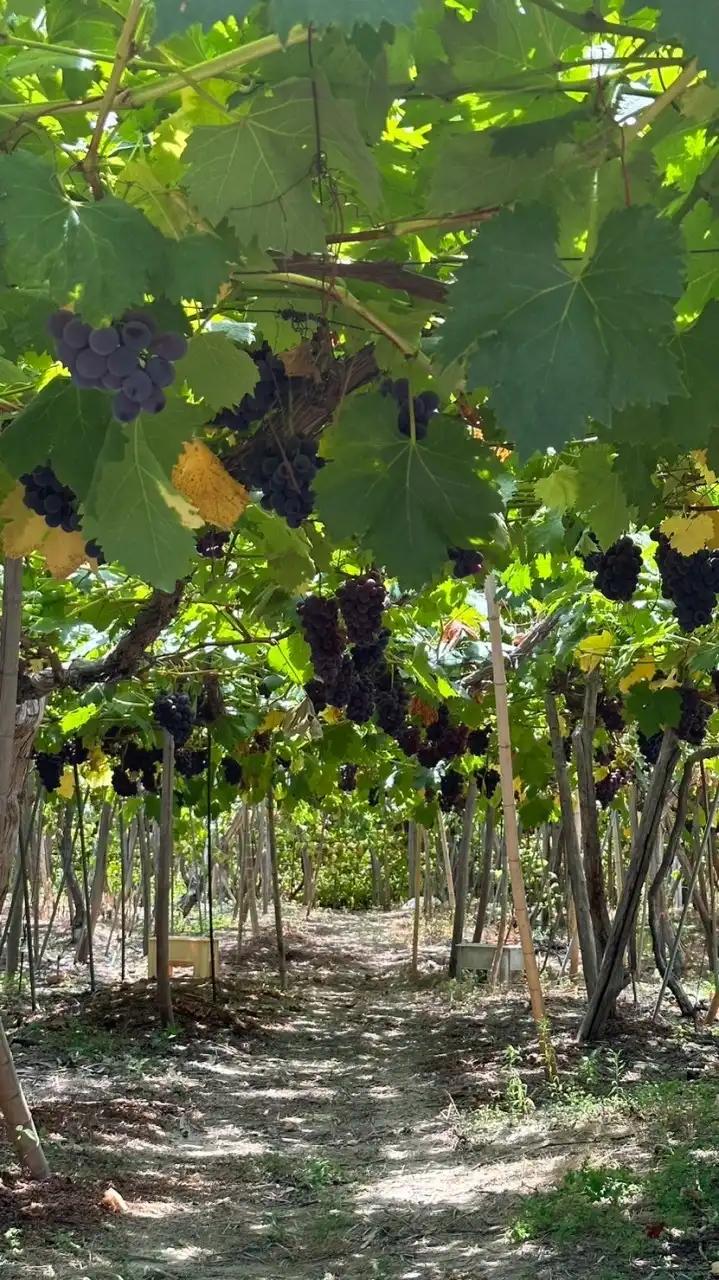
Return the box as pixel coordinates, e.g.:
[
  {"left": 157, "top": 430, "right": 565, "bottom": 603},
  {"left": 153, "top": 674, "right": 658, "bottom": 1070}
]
[
  {"left": 235, "top": 434, "right": 323, "bottom": 528},
  {"left": 448, "top": 547, "right": 484, "bottom": 579},
  {"left": 374, "top": 668, "right": 410, "bottom": 738},
  {"left": 440, "top": 768, "right": 465, "bottom": 812},
  {"left": 368, "top": 785, "right": 381, "bottom": 807},
  {"left": 112, "top": 767, "right": 138, "bottom": 798},
  {"left": 35, "top": 751, "right": 64, "bottom": 792},
  {"left": 652, "top": 531, "right": 719, "bottom": 632},
  {"left": 304, "top": 678, "right": 328, "bottom": 712},
  {"left": 222, "top": 757, "right": 244, "bottom": 786},
  {"left": 20, "top": 465, "right": 104, "bottom": 563},
  {"left": 213, "top": 342, "right": 298, "bottom": 433},
  {"left": 297, "top": 596, "right": 346, "bottom": 685},
  {"left": 584, "top": 537, "right": 642, "bottom": 602},
  {"left": 346, "top": 674, "right": 375, "bottom": 724},
  {"left": 47, "top": 309, "right": 186, "bottom": 423},
  {"left": 638, "top": 730, "right": 663, "bottom": 766},
  {"left": 62, "top": 738, "right": 89, "bottom": 766},
  {"left": 467, "top": 727, "right": 492, "bottom": 756},
  {"left": 595, "top": 768, "right": 629, "bottom": 808},
  {"left": 595, "top": 743, "right": 616, "bottom": 768},
  {"left": 398, "top": 726, "right": 422, "bottom": 757},
  {"left": 175, "top": 748, "right": 206, "bottom": 779},
  {"left": 476, "top": 766, "right": 500, "bottom": 798},
  {"left": 339, "top": 763, "right": 358, "bottom": 792},
  {"left": 153, "top": 692, "right": 193, "bottom": 746},
  {"left": 196, "top": 530, "right": 229, "bottom": 559},
  {"left": 326, "top": 655, "right": 354, "bottom": 709},
  {"left": 351, "top": 629, "right": 390, "bottom": 674},
  {"left": 381, "top": 378, "right": 440, "bottom": 439},
  {"left": 596, "top": 693, "right": 624, "bottom": 735},
  {"left": 337, "top": 572, "right": 385, "bottom": 644},
  {"left": 426, "top": 705, "right": 468, "bottom": 760},
  {"left": 677, "top": 685, "right": 712, "bottom": 745}
]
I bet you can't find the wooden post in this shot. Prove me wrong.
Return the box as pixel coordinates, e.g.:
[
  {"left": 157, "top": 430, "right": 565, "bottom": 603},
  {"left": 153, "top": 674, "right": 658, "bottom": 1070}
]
[
  {"left": 266, "top": 788, "right": 286, "bottom": 990},
  {"left": 410, "top": 822, "right": 421, "bottom": 978},
  {"left": 156, "top": 730, "right": 174, "bottom": 1027},
  {"left": 485, "top": 573, "right": 546, "bottom": 1026},
  {"left": 448, "top": 779, "right": 479, "bottom": 978},
  {"left": 437, "top": 811, "right": 456, "bottom": 911},
  {"left": 473, "top": 805, "right": 495, "bottom": 942}
]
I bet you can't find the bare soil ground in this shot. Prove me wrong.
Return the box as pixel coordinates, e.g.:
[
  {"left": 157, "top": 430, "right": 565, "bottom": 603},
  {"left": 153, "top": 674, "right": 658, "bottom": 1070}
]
[{"left": 3, "top": 909, "right": 719, "bottom": 1280}]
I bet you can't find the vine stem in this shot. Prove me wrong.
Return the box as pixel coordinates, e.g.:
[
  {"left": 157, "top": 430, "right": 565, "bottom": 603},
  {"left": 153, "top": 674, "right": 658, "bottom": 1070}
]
[
  {"left": 1, "top": 27, "right": 308, "bottom": 122},
  {"left": 524, "top": 0, "right": 651, "bottom": 40},
  {"left": 251, "top": 270, "right": 434, "bottom": 368},
  {"left": 82, "top": 0, "right": 145, "bottom": 199},
  {"left": 623, "top": 58, "right": 699, "bottom": 144},
  {"left": 0, "top": 29, "right": 166, "bottom": 69}
]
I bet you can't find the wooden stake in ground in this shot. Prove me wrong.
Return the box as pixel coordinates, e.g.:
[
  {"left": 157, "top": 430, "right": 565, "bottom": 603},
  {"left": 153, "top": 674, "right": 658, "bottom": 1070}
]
[
  {"left": 485, "top": 574, "right": 546, "bottom": 1027},
  {"left": 437, "top": 810, "right": 456, "bottom": 912},
  {"left": 410, "top": 822, "right": 421, "bottom": 979},
  {"left": 266, "top": 787, "right": 286, "bottom": 991},
  {"left": 448, "top": 779, "right": 479, "bottom": 978},
  {"left": 156, "top": 730, "right": 174, "bottom": 1027},
  {"left": 73, "top": 764, "right": 95, "bottom": 992}
]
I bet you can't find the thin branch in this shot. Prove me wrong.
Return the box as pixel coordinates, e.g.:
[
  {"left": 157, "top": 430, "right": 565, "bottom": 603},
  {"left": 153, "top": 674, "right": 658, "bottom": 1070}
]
[
  {"left": 82, "top": 0, "right": 144, "bottom": 199},
  {"left": 524, "top": 0, "right": 653, "bottom": 40},
  {"left": 3, "top": 27, "right": 308, "bottom": 123},
  {"left": 623, "top": 58, "right": 699, "bottom": 144},
  {"left": 325, "top": 208, "right": 499, "bottom": 246}
]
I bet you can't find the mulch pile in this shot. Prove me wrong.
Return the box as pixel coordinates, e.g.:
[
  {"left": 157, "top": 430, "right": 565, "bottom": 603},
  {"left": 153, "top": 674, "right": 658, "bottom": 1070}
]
[{"left": 0, "top": 1173, "right": 115, "bottom": 1232}]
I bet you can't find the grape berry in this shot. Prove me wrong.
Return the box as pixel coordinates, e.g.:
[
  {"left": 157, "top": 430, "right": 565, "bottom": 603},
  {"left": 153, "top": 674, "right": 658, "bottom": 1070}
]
[{"left": 381, "top": 378, "right": 440, "bottom": 439}]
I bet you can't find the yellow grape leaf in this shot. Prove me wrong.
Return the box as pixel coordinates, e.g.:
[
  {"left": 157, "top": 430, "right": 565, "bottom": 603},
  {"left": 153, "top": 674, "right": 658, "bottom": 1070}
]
[
  {"left": 157, "top": 479, "right": 203, "bottom": 530},
  {"left": 619, "top": 657, "right": 656, "bottom": 693},
  {"left": 322, "top": 707, "right": 344, "bottom": 725},
  {"left": 661, "top": 512, "right": 714, "bottom": 555},
  {"left": 694, "top": 450, "right": 717, "bottom": 484},
  {"left": 172, "top": 439, "right": 250, "bottom": 530},
  {"left": 86, "top": 747, "right": 112, "bottom": 788},
  {"left": 58, "top": 768, "right": 75, "bottom": 800},
  {"left": 575, "top": 631, "right": 614, "bottom": 672},
  {"left": 0, "top": 485, "right": 87, "bottom": 578},
  {"left": 260, "top": 709, "right": 284, "bottom": 732}
]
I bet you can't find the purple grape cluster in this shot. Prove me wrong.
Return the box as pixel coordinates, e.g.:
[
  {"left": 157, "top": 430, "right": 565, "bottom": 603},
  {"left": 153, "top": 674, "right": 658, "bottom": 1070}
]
[
  {"left": 337, "top": 572, "right": 386, "bottom": 644},
  {"left": 47, "top": 309, "right": 187, "bottom": 424},
  {"left": 213, "top": 342, "right": 296, "bottom": 432},
  {"left": 234, "top": 434, "right": 323, "bottom": 528},
  {"left": 448, "top": 547, "right": 484, "bottom": 579},
  {"left": 678, "top": 685, "right": 712, "bottom": 745},
  {"left": 339, "top": 763, "right": 358, "bottom": 792},
  {"left": 440, "top": 769, "right": 465, "bottom": 812},
  {"left": 112, "top": 767, "right": 138, "bottom": 798},
  {"left": 175, "top": 748, "right": 206, "bottom": 779},
  {"left": 476, "top": 766, "right": 500, "bottom": 798},
  {"left": 381, "top": 379, "right": 440, "bottom": 439},
  {"left": 652, "top": 530, "right": 719, "bottom": 632},
  {"left": 584, "top": 537, "right": 642, "bottom": 602},
  {"left": 595, "top": 768, "right": 629, "bottom": 808},
  {"left": 153, "top": 692, "right": 193, "bottom": 746},
  {"left": 35, "top": 751, "right": 64, "bottom": 792},
  {"left": 196, "top": 530, "right": 229, "bottom": 559},
  {"left": 20, "top": 465, "right": 105, "bottom": 564},
  {"left": 222, "top": 757, "right": 244, "bottom": 786}
]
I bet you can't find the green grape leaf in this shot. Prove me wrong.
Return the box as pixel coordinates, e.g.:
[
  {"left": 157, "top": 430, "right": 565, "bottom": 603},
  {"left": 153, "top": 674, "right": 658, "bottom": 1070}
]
[
  {"left": 0, "top": 290, "right": 55, "bottom": 360},
  {"left": 163, "top": 234, "right": 229, "bottom": 306},
  {"left": 574, "top": 446, "right": 635, "bottom": 549},
  {"left": 625, "top": 0, "right": 719, "bottom": 79},
  {"left": 0, "top": 377, "right": 114, "bottom": 501},
  {"left": 623, "top": 683, "right": 681, "bottom": 738},
  {"left": 153, "top": 0, "right": 417, "bottom": 42},
  {"left": 0, "top": 154, "right": 165, "bottom": 325},
  {"left": 429, "top": 133, "right": 559, "bottom": 216},
  {"left": 314, "top": 393, "right": 501, "bottom": 589},
  {"left": 489, "top": 109, "right": 589, "bottom": 158},
  {"left": 176, "top": 332, "right": 259, "bottom": 410},
  {"left": 139, "top": 395, "right": 212, "bottom": 477},
  {"left": 83, "top": 421, "right": 196, "bottom": 591},
  {"left": 181, "top": 75, "right": 379, "bottom": 252},
  {"left": 609, "top": 303, "right": 719, "bottom": 456},
  {"left": 534, "top": 466, "right": 580, "bottom": 512},
  {"left": 439, "top": 202, "right": 686, "bottom": 456}
]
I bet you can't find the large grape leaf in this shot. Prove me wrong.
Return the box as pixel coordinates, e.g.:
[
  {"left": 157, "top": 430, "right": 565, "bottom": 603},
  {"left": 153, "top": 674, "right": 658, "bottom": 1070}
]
[
  {"left": 625, "top": 0, "right": 719, "bottom": 79},
  {"left": 314, "top": 393, "right": 501, "bottom": 588},
  {"left": 0, "top": 377, "right": 114, "bottom": 501},
  {"left": 82, "top": 422, "right": 196, "bottom": 591},
  {"left": 164, "top": 234, "right": 229, "bottom": 306},
  {"left": 574, "top": 446, "right": 635, "bottom": 550},
  {"left": 181, "top": 75, "right": 379, "bottom": 252},
  {"left": 609, "top": 303, "right": 719, "bottom": 457},
  {"left": 438, "top": 202, "right": 686, "bottom": 456},
  {"left": 623, "top": 683, "right": 681, "bottom": 738},
  {"left": 176, "top": 332, "right": 259, "bottom": 410},
  {"left": 153, "top": 0, "right": 417, "bottom": 42},
  {"left": 139, "top": 396, "right": 211, "bottom": 477},
  {"left": 0, "top": 154, "right": 165, "bottom": 325}
]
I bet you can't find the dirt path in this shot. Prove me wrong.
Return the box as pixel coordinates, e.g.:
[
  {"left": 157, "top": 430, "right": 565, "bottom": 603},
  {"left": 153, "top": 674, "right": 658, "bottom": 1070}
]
[{"left": 6, "top": 910, "right": 697, "bottom": 1280}]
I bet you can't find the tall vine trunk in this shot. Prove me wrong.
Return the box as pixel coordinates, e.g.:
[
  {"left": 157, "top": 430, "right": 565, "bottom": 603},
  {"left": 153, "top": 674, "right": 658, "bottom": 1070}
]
[
  {"left": 574, "top": 672, "right": 611, "bottom": 955},
  {"left": 546, "top": 691, "right": 598, "bottom": 995},
  {"left": 0, "top": 1017, "right": 49, "bottom": 1180},
  {"left": 59, "top": 801, "right": 83, "bottom": 934},
  {"left": 0, "top": 559, "right": 23, "bottom": 898},
  {"left": 76, "top": 800, "right": 114, "bottom": 964},
  {"left": 580, "top": 730, "right": 681, "bottom": 1042},
  {"left": 449, "top": 779, "right": 479, "bottom": 978},
  {"left": 138, "top": 808, "right": 152, "bottom": 957},
  {"left": 155, "top": 731, "right": 174, "bottom": 1027},
  {"left": 473, "top": 804, "right": 495, "bottom": 942}
]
